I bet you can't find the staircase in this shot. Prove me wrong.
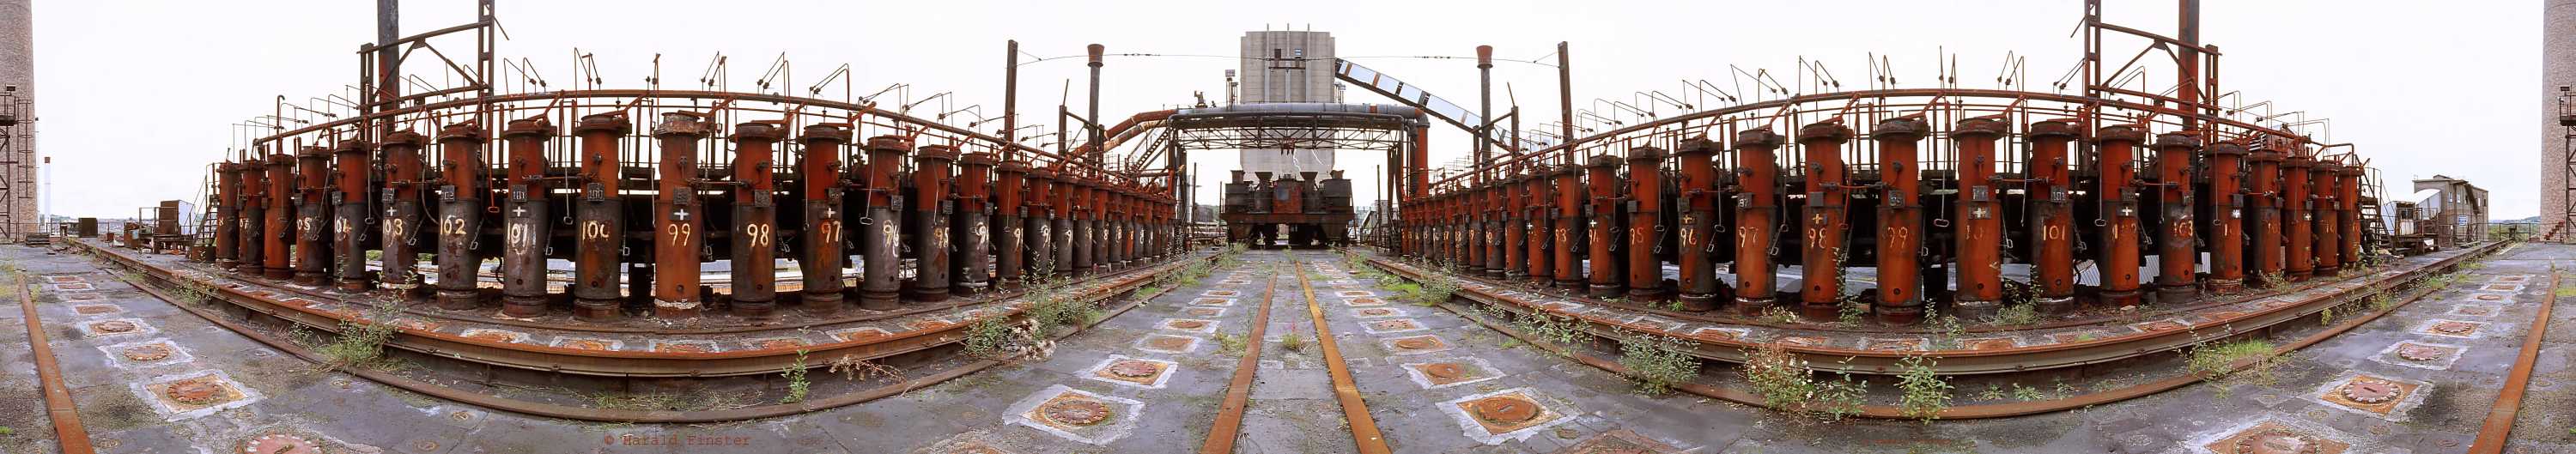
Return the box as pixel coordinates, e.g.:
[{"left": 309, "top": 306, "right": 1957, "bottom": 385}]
[{"left": 2358, "top": 166, "right": 2391, "bottom": 256}]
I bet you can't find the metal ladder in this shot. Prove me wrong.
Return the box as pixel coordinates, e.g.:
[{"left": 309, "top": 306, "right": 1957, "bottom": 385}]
[
  {"left": 2358, "top": 167, "right": 2391, "bottom": 256},
  {"left": 191, "top": 165, "right": 219, "bottom": 249}
]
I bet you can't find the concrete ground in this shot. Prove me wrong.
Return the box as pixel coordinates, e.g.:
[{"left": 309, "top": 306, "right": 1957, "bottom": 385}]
[{"left": 1, "top": 244, "right": 2572, "bottom": 453}]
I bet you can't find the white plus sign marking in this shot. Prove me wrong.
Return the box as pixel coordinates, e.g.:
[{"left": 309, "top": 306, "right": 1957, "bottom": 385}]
[
  {"left": 675, "top": 210, "right": 690, "bottom": 221},
  {"left": 512, "top": 206, "right": 528, "bottom": 217}
]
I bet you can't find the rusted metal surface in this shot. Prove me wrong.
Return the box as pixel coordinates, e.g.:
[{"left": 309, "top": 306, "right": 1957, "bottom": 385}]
[
  {"left": 1291, "top": 261, "right": 1394, "bottom": 454},
  {"left": 292, "top": 146, "right": 331, "bottom": 287},
  {"left": 2203, "top": 140, "right": 2248, "bottom": 293},
  {"left": 955, "top": 151, "right": 995, "bottom": 294},
  {"left": 1871, "top": 117, "right": 1926, "bottom": 324},
  {"left": 1583, "top": 154, "right": 1622, "bottom": 298},
  {"left": 2249, "top": 138, "right": 2286, "bottom": 286},
  {"left": 729, "top": 122, "right": 784, "bottom": 318},
  {"left": 651, "top": 112, "right": 709, "bottom": 318},
  {"left": 1797, "top": 121, "right": 1852, "bottom": 320},
  {"left": 2336, "top": 163, "right": 2365, "bottom": 272},
  {"left": 498, "top": 117, "right": 554, "bottom": 318},
  {"left": 2094, "top": 124, "right": 2146, "bottom": 307},
  {"left": 2283, "top": 151, "right": 2314, "bottom": 281},
  {"left": 1731, "top": 130, "right": 1783, "bottom": 313},
  {"left": 798, "top": 124, "right": 853, "bottom": 313},
  {"left": 2312, "top": 156, "right": 2342, "bottom": 276},
  {"left": 1625, "top": 148, "right": 1664, "bottom": 299},
  {"left": 263, "top": 151, "right": 293, "bottom": 280},
  {"left": 1673, "top": 139, "right": 1720, "bottom": 311},
  {"left": 859, "top": 136, "right": 908, "bottom": 310},
  {"left": 2151, "top": 132, "right": 2199, "bottom": 302},
  {"left": 569, "top": 113, "right": 629, "bottom": 321},
  {"left": 1196, "top": 263, "right": 1278, "bottom": 454},
  {"left": 994, "top": 160, "right": 1026, "bottom": 284},
  {"left": 1951, "top": 117, "right": 2007, "bottom": 316},
  {"left": 2468, "top": 268, "right": 2557, "bottom": 454},
  {"left": 1552, "top": 164, "right": 1583, "bottom": 290},
  {"left": 1523, "top": 169, "right": 1552, "bottom": 288},
  {"left": 433, "top": 122, "right": 486, "bottom": 310},
  {"left": 909, "top": 144, "right": 958, "bottom": 302},
  {"left": 18, "top": 273, "right": 97, "bottom": 454},
  {"left": 1376, "top": 239, "right": 2501, "bottom": 375},
  {"left": 331, "top": 139, "right": 372, "bottom": 292},
  {"left": 216, "top": 162, "right": 243, "bottom": 270}
]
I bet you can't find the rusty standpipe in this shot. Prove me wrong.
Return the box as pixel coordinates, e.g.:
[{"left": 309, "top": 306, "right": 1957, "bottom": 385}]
[
  {"left": 2281, "top": 149, "right": 2314, "bottom": 281},
  {"left": 1672, "top": 138, "right": 1721, "bottom": 311},
  {"left": 1583, "top": 154, "right": 1624, "bottom": 298},
  {"left": 1032, "top": 166, "right": 1064, "bottom": 278},
  {"left": 431, "top": 122, "right": 487, "bottom": 310},
  {"left": 2093, "top": 124, "right": 2148, "bottom": 308},
  {"left": 2202, "top": 140, "right": 2249, "bottom": 293},
  {"left": 1552, "top": 163, "right": 1584, "bottom": 290},
  {"left": 498, "top": 118, "right": 556, "bottom": 318},
  {"left": 729, "top": 122, "right": 785, "bottom": 318},
  {"left": 1796, "top": 121, "right": 1854, "bottom": 320},
  {"left": 292, "top": 145, "right": 331, "bottom": 287},
  {"left": 263, "top": 148, "right": 295, "bottom": 281},
  {"left": 2026, "top": 120, "right": 2081, "bottom": 310},
  {"left": 378, "top": 131, "right": 428, "bottom": 295},
  {"left": 993, "top": 160, "right": 1028, "bottom": 284},
  {"left": 796, "top": 124, "right": 853, "bottom": 314},
  {"left": 1625, "top": 147, "right": 1666, "bottom": 299},
  {"left": 954, "top": 151, "right": 996, "bottom": 294},
  {"left": 2247, "top": 138, "right": 2286, "bottom": 287},
  {"left": 1731, "top": 130, "right": 1785, "bottom": 314},
  {"left": 237, "top": 158, "right": 266, "bottom": 275},
  {"left": 1522, "top": 168, "right": 1552, "bottom": 287},
  {"left": 908, "top": 144, "right": 959, "bottom": 302},
  {"left": 649, "top": 112, "right": 711, "bottom": 318},
  {"left": 2311, "top": 156, "right": 2342, "bottom": 276},
  {"left": 1504, "top": 171, "right": 1529, "bottom": 281},
  {"left": 570, "top": 113, "right": 630, "bottom": 321},
  {"left": 2150, "top": 132, "right": 2200, "bottom": 303},
  {"left": 2336, "top": 163, "right": 2365, "bottom": 270},
  {"left": 857, "top": 136, "right": 910, "bottom": 310},
  {"left": 1948, "top": 117, "right": 2010, "bottom": 317},
  {"left": 216, "top": 162, "right": 243, "bottom": 270},
  {"left": 331, "top": 139, "right": 373, "bottom": 292},
  {"left": 1871, "top": 117, "right": 1928, "bottom": 324}
]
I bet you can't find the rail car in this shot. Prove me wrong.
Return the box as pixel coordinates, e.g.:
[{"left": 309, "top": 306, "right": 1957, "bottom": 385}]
[{"left": 1220, "top": 170, "right": 1355, "bottom": 248}]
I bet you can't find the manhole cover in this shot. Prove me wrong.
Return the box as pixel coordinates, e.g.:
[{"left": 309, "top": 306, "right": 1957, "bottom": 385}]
[
  {"left": 1038, "top": 399, "right": 1113, "bottom": 426},
  {"left": 1371, "top": 320, "right": 1416, "bottom": 330},
  {"left": 2476, "top": 294, "right": 2505, "bottom": 300},
  {"left": 1168, "top": 320, "right": 1207, "bottom": 330},
  {"left": 1393, "top": 338, "right": 1439, "bottom": 349},
  {"left": 165, "top": 378, "right": 226, "bottom": 405},
  {"left": 243, "top": 433, "right": 321, "bottom": 454},
  {"left": 122, "top": 344, "right": 172, "bottom": 361},
  {"left": 1422, "top": 363, "right": 1467, "bottom": 379},
  {"left": 412, "top": 439, "right": 440, "bottom": 451},
  {"left": 2433, "top": 322, "right": 2477, "bottom": 335},
  {"left": 1106, "top": 360, "right": 1160, "bottom": 378},
  {"left": 1467, "top": 396, "right": 1540, "bottom": 424},
  {"left": 449, "top": 410, "right": 475, "bottom": 422},
  {"left": 2342, "top": 378, "right": 2400, "bottom": 403},
  {"left": 1146, "top": 337, "right": 1192, "bottom": 349},
  {"left": 2458, "top": 306, "right": 2494, "bottom": 315},
  {"left": 2233, "top": 429, "right": 2322, "bottom": 454},
  {"left": 74, "top": 305, "right": 118, "bottom": 314},
  {"left": 2396, "top": 344, "right": 2447, "bottom": 361},
  {"left": 1361, "top": 308, "right": 1392, "bottom": 316},
  {"left": 1351, "top": 298, "right": 1383, "bottom": 304},
  {"left": 94, "top": 320, "right": 137, "bottom": 333}
]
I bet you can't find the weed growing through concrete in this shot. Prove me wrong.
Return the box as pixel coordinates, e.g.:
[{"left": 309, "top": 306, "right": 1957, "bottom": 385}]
[
  {"left": 1895, "top": 354, "right": 1951, "bottom": 423},
  {"left": 315, "top": 302, "right": 404, "bottom": 372},
  {"left": 1279, "top": 330, "right": 1308, "bottom": 354},
  {"left": 2185, "top": 339, "right": 2278, "bottom": 399},
  {"left": 1757, "top": 306, "right": 1800, "bottom": 324},
  {"left": 960, "top": 318, "right": 1018, "bottom": 359},
  {"left": 780, "top": 350, "right": 811, "bottom": 404},
  {"left": 1741, "top": 342, "right": 1866, "bottom": 422},
  {"left": 2010, "top": 383, "right": 2047, "bottom": 401},
  {"left": 1212, "top": 332, "right": 1249, "bottom": 355},
  {"left": 1615, "top": 331, "right": 1700, "bottom": 396}
]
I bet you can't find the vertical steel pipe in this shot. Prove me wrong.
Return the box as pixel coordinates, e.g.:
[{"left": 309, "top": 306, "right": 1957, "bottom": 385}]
[
  {"left": 240, "top": 157, "right": 266, "bottom": 275},
  {"left": 2202, "top": 141, "right": 2248, "bottom": 293},
  {"left": 729, "top": 122, "right": 784, "bottom": 318},
  {"left": 499, "top": 118, "right": 556, "bottom": 318},
  {"left": 1072, "top": 174, "right": 1096, "bottom": 275},
  {"left": 2151, "top": 132, "right": 2199, "bottom": 302},
  {"left": 1048, "top": 168, "right": 1074, "bottom": 277},
  {"left": 216, "top": 162, "right": 243, "bottom": 270},
  {"left": 1523, "top": 170, "right": 1553, "bottom": 287},
  {"left": 795, "top": 124, "right": 851, "bottom": 314},
  {"left": 432, "top": 123, "right": 486, "bottom": 310},
  {"left": 1797, "top": 122, "right": 1853, "bottom": 320},
  {"left": 2336, "top": 163, "right": 2364, "bottom": 270},
  {"left": 1552, "top": 164, "right": 1583, "bottom": 290},
  {"left": 2093, "top": 124, "right": 2148, "bottom": 307},
  {"left": 857, "top": 136, "right": 908, "bottom": 310},
  {"left": 2282, "top": 151, "right": 2314, "bottom": 281},
  {"left": 264, "top": 150, "right": 294, "bottom": 280},
  {"left": 908, "top": 144, "right": 958, "bottom": 302},
  {"left": 292, "top": 146, "right": 331, "bottom": 287},
  {"left": 650, "top": 112, "right": 710, "bottom": 318},
  {"left": 571, "top": 113, "right": 629, "bottom": 321},
  {"left": 1732, "top": 130, "right": 1783, "bottom": 313},
  {"left": 2026, "top": 120, "right": 2081, "bottom": 310},
  {"left": 1485, "top": 179, "right": 1508, "bottom": 278},
  {"left": 1872, "top": 117, "right": 1927, "bottom": 324},
  {"left": 1031, "top": 167, "right": 1062, "bottom": 277},
  {"left": 1584, "top": 154, "right": 1623, "bottom": 298},
  {"left": 993, "top": 159, "right": 1027, "bottom": 284},
  {"left": 1626, "top": 148, "right": 1667, "bottom": 299},
  {"left": 955, "top": 151, "right": 995, "bottom": 294},
  {"left": 379, "top": 131, "right": 426, "bottom": 294},
  {"left": 2247, "top": 139, "right": 2285, "bottom": 287},
  {"left": 331, "top": 140, "right": 372, "bottom": 292},
  {"left": 1674, "top": 138, "right": 1721, "bottom": 311},
  {"left": 1953, "top": 117, "right": 2009, "bottom": 315},
  {"left": 1504, "top": 173, "right": 1528, "bottom": 281},
  {"left": 2312, "top": 160, "right": 2341, "bottom": 276}
]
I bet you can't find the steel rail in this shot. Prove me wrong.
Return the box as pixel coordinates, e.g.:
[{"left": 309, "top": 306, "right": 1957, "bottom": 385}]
[
  {"left": 115, "top": 256, "right": 1171, "bottom": 423},
  {"left": 1431, "top": 251, "right": 2452, "bottom": 420},
  {"left": 2469, "top": 263, "right": 2559, "bottom": 454},
  {"left": 77, "top": 238, "right": 1210, "bottom": 378},
  {"left": 1197, "top": 260, "right": 1279, "bottom": 454},
  {"left": 1368, "top": 240, "right": 2504, "bottom": 375},
  {"left": 19, "top": 272, "right": 97, "bottom": 453},
  {"left": 1293, "top": 257, "right": 1393, "bottom": 454}
]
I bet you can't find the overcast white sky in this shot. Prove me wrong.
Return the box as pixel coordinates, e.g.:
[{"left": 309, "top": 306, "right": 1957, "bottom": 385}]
[{"left": 29, "top": 0, "right": 2542, "bottom": 219}]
